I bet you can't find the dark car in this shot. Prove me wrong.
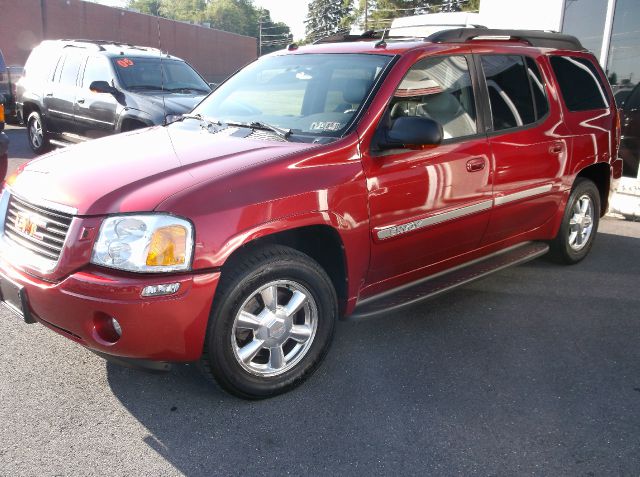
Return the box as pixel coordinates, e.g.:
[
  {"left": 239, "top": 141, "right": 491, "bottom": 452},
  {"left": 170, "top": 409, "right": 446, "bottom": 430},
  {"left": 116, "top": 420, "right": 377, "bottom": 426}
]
[
  {"left": 0, "top": 65, "right": 23, "bottom": 124},
  {"left": 619, "top": 82, "right": 640, "bottom": 178},
  {"left": 0, "top": 29, "right": 621, "bottom": 399},
  {"left": 16, "top": 40, "right": 211, "bottom": 154},
  {"left": 0, "top": 99, "right": 8, "bottom": 181}
]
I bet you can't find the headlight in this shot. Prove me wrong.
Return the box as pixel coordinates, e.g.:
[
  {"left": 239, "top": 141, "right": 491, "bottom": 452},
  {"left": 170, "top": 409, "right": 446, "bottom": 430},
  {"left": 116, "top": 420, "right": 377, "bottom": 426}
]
[{"left": 91, "top": 214, "right": 194, "bottom": 273}]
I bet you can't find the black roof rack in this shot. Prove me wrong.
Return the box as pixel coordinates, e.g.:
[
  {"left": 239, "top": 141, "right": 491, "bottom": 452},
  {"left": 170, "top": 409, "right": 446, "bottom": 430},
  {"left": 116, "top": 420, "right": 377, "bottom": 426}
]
[
  {"left": 59, "top": 39, "right": 161, "bottom": 53},
  {"left": 427, "top": 28, "right": 585, "bottom": 51}
]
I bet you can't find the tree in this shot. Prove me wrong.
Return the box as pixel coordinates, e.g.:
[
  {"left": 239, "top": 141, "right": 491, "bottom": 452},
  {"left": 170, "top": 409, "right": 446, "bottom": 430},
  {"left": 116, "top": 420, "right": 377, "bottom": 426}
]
[
  {"left": 354, "top": 0, "right": 477, "bottom": 30},
  {"left": 127, "top": 0, "right": 293, "bottom": 54},
  {"left": 127, "top": 0, "right": 162, "bottom": 16},
  {"left": 305, "top": 0, "right": 353, "bottom": 43},
  {"left": 462, "top": 0, "right": 480, "bottom": 11}
]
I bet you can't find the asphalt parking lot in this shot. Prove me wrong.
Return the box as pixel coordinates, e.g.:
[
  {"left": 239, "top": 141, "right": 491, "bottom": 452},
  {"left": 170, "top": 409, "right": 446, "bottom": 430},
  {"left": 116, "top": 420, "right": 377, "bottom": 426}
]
[{"left": 1, "top": 127, "right": 639, "bottom": 476}]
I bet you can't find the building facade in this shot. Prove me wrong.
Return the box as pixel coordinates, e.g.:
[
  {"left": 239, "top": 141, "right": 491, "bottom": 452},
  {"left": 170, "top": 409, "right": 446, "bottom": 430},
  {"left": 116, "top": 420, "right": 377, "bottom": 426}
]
[{"left": 479, "top": 0, "right": 639, "bottom": 98}]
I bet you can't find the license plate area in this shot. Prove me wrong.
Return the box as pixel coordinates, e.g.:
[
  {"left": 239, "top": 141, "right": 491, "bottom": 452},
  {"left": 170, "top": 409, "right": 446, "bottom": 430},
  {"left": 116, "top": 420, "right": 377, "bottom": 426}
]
[{"left": 0, "top": 274, "right": 35, "bottom": 323}]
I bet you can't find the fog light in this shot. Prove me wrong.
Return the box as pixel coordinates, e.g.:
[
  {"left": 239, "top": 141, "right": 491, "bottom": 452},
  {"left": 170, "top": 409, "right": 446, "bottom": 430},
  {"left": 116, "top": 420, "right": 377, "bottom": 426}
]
[
  {"left": 111, "top": 318, "right": 122, "bottom": 337},
  {"left": 93, "top": 313, "right": 121, "bottom": 344},
  {"left": 141, "top": 282, "right": 180, "bottom": 297}
]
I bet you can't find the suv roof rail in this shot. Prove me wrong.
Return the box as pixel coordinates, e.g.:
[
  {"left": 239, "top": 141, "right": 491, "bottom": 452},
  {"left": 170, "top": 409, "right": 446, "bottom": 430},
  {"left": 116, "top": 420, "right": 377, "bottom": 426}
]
[
  {"left": 427, "top": 28, "right": 585, "bottom": 51},
  {"left": 59, "top": 39, "right": 162, "bottom": 53}
]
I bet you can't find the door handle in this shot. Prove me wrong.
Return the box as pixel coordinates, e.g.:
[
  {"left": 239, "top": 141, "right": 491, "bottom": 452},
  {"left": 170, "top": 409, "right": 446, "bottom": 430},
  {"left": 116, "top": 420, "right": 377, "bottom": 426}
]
[
  {"left": 549, "top": 143, "right": 564, "bottom": 155},
  {"left": 77, "top": 98, "right": 85, "bottom": 104},
  {"left": 45, "top": 93, "right": 53, "bottom": 97},
  {"left": 466, "top": 158, "right": 486, "bottom": 172}
]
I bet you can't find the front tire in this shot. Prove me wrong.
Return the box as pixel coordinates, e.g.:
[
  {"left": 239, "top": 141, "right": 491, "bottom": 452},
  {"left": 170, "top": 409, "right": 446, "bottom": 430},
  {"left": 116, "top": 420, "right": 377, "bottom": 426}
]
[
  {"left": 549, "top": 178, "right": 601, "bottom": 264},
  {"left": 200, "top": 245, "right": 337, "bottom": 399},
  {"left": 26, "top": 111, "right": 51, "bottom": 155}
]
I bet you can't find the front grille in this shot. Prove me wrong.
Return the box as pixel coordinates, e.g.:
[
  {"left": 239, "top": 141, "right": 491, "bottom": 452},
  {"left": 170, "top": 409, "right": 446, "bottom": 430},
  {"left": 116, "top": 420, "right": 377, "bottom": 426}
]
[{"left": 3, "top": 194, "right": 73, "bottom": 262}]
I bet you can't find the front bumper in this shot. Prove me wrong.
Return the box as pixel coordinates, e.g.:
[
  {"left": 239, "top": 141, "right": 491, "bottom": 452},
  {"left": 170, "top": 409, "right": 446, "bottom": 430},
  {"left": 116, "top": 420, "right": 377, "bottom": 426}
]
[{"left": 0, "top": 257, "right": 220, "bottom": 362}]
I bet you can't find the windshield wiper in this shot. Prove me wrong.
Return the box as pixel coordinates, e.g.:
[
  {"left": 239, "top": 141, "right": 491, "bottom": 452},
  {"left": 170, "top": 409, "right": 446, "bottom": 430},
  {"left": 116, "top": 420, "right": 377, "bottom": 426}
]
[
  {"left": 167, "top": 87, "right": 210, "bottom": 94},
  {"left": 226, "top": 121, "right": 292, "bottom": 140},
  {"left": 128, "top": 85, "right": 164, "bottom": 91}
]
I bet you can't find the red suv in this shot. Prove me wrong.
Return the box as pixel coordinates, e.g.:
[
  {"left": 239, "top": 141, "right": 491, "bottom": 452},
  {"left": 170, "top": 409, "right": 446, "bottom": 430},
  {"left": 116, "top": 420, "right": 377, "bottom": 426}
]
[{"left": 0, "top": 29, "right": 622, "bottom": 398}]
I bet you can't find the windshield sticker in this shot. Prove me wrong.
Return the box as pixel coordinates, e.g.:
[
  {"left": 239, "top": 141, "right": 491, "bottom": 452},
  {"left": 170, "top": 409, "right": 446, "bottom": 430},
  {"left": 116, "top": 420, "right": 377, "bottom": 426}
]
[
  {"left": 310, "top": 121, "right": 343, "bottom": 131},
  {"left": 117, "top": 58, "right": 134, "bottom": 68}
]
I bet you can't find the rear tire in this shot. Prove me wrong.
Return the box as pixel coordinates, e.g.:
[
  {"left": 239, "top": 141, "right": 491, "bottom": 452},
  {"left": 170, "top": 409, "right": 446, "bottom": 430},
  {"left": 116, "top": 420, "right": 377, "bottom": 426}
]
[
  {"left": 549, "top": 178, "right": 600, "bottom": 264},
  {"left": 200, "top": 245, "right": 337, "bottom": 399},
  {"left": 26, "top": 111, "right": 52, "bottom": 155}
]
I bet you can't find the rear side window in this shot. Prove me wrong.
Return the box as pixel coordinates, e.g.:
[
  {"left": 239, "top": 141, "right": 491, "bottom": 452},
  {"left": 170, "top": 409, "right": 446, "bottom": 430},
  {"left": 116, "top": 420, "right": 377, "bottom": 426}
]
[
  {"left": 59, "top": 53, "right": 84, "bottom": 86},
  {"left": 550, "top": 56, "right": 608, "bottom": 111},
  {"left": 481, "top": 55, "right": 536, "bottom": 131}
]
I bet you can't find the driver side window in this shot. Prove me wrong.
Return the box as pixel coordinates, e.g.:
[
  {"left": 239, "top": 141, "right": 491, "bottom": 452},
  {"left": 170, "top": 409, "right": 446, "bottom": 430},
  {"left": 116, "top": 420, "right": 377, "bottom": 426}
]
[
  {"left": 388, "top": 55, "right": 478, "bottom": 140},
  {"left": 82, "top": 56, "right": 113, "bottom": 89}
]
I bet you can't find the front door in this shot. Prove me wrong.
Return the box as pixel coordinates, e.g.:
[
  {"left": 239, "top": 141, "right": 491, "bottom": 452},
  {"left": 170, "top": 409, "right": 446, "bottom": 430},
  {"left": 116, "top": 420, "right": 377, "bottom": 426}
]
[
  {"left": 363, "top": 54, "right": 493, "bottom": 286},
  {"left": 75, "top": 55, "right": 118, "bottom": 138}
]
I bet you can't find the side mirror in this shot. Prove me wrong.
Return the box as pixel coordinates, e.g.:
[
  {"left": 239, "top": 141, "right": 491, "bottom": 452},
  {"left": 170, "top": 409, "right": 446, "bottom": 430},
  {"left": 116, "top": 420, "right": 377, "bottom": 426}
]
[
  {"left": 90, "top": 80, "right": 116, "bottom": 94},
  {"left": 381, "top": 116, "right": 443, "bottom": 149}
]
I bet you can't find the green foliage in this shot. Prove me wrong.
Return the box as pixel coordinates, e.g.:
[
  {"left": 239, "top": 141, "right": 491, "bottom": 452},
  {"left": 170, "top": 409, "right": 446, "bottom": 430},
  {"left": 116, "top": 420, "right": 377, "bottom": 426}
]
[
  {"left": 127, "top": 0, "right": 162, "bottom": 16},
  {"left": 348, "top": 0, "right": 475, "bottom": 30},
  {"left": 462, "top": 0, "right": 480, "bottom": 11},
  {"left": 127, "top": 0, "right": 292, "bottom": 55},
  {"left": 305, "top": 0, "right": 353, "bottom": 43}
]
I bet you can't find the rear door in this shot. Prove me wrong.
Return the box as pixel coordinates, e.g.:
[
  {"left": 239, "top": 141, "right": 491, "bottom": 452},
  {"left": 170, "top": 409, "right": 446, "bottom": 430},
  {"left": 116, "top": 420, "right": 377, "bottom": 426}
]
[
  {"left": 44, "top": 50, "right": 84, "bottom": 134},
  {"left": 363, "top": 54, "right": 494, "bottom": 285},
  {"left": 75, "top": 55, "right": 118, "bottom": 138},
  {"left": 478, "top": 53, "right": 567, "bottom": 245}
]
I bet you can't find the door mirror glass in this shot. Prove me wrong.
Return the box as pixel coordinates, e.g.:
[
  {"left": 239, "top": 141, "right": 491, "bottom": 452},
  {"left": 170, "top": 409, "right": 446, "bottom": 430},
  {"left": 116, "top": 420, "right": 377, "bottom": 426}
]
[
  {"left": 89, "top": 80, "right": 115, "bottom": 94},
  {"left": 382, "top": 116, "right": 443, "bottom": 149}
]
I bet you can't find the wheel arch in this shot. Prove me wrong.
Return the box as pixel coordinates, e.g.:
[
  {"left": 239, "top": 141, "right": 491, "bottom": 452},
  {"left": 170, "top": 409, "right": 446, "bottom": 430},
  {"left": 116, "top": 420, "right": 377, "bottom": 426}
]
[
  {"left": 220, "top": 223, "right": 350, "bottom": 316},
  {"left": 575, "top": 162, "right": 611, "bottom": 216},
  {"left": 22, "top": 101, "right": 42, "bottom": 123},
  {"left": 119, "top": 116, "right": 151, "bottom": 132}
]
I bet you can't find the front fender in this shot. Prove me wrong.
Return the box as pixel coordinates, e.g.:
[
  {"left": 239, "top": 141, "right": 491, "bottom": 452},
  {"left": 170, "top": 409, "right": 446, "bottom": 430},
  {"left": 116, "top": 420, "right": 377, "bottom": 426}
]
[{"left": 115, "top": 109, "right": 157, "bottom": 131}]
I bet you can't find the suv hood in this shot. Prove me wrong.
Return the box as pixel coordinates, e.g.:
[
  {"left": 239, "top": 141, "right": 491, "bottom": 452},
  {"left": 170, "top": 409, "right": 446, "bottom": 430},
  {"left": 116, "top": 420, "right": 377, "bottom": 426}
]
[
  {"left": 11, "top": 123, "right": 316, "bottom": 216},
  {"left": 130, "top": 92, "right": 207, "bottom": 115}
]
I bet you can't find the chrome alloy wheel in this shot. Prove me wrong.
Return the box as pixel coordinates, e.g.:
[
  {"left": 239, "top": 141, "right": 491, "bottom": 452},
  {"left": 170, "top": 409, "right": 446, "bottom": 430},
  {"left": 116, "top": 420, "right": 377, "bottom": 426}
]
[
  {"left": 29, "top": 116, "right": 43, "bottom": 149},
  {"left": 231, "top": 280, "right": 318, "bottom": 377},
  {"left": 568, "top": 194, "right": 594, "bottom": 251}
]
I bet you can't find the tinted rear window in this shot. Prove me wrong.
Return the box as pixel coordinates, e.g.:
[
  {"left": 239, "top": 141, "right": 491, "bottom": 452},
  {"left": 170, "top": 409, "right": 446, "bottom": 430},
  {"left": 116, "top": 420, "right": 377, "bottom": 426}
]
[{"left": 550, "top": 56, "right": 609, "bottom": 111}]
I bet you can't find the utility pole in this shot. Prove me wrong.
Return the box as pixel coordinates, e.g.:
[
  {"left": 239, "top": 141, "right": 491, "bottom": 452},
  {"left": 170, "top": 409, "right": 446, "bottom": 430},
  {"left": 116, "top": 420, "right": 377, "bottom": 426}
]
[
  {"left": 364, "top": 0, "right": 368, "bottom": 31},
  {"left": 258, "top": 18, "right": 262, "bottom": 57}
]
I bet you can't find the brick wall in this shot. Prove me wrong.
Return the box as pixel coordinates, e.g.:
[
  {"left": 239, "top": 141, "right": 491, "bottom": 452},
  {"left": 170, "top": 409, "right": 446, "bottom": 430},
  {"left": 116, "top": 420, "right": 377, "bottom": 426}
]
[{"left": 0, "top": 0, "right": 257, "bottom": 82}]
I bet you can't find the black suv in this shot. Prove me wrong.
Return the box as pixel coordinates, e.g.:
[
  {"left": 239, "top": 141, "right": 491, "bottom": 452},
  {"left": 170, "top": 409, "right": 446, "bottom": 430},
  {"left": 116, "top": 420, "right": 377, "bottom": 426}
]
[{"left": 17, "top": 40, "right": 211, "bottom": 154}]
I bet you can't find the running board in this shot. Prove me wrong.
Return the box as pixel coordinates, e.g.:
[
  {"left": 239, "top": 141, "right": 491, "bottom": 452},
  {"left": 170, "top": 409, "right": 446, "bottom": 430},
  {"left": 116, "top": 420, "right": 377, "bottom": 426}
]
[
  {"left": 49, "top": 139, "right": 73, "bottom": 148},
  {"left": 348, "top": 241, "right": 549, "bottom": 320}
]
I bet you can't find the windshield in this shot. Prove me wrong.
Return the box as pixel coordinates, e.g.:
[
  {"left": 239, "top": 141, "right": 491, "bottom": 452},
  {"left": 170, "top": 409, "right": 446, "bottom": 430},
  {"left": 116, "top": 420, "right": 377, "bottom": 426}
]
[
  {"left": 112, "top": 57, "right": 210, "bottom": 93},
  {"left": 192, "top": 53, "right": 393, "bottom": 137}
]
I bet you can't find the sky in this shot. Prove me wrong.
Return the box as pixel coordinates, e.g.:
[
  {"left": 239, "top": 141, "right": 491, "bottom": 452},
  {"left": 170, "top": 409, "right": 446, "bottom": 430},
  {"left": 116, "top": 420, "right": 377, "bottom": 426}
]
[{"left": 92, "top": 0, "right": 310, "bottom": 40}]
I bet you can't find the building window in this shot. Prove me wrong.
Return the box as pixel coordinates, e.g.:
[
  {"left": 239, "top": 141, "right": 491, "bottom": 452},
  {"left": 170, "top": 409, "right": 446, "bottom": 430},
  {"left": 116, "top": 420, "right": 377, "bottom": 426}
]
[
  {"left": 606, "top": 0, "right": 640, "bottom": 92},
  {"left": 562, "top": 0, "right": 608, "bottom": 59}
]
